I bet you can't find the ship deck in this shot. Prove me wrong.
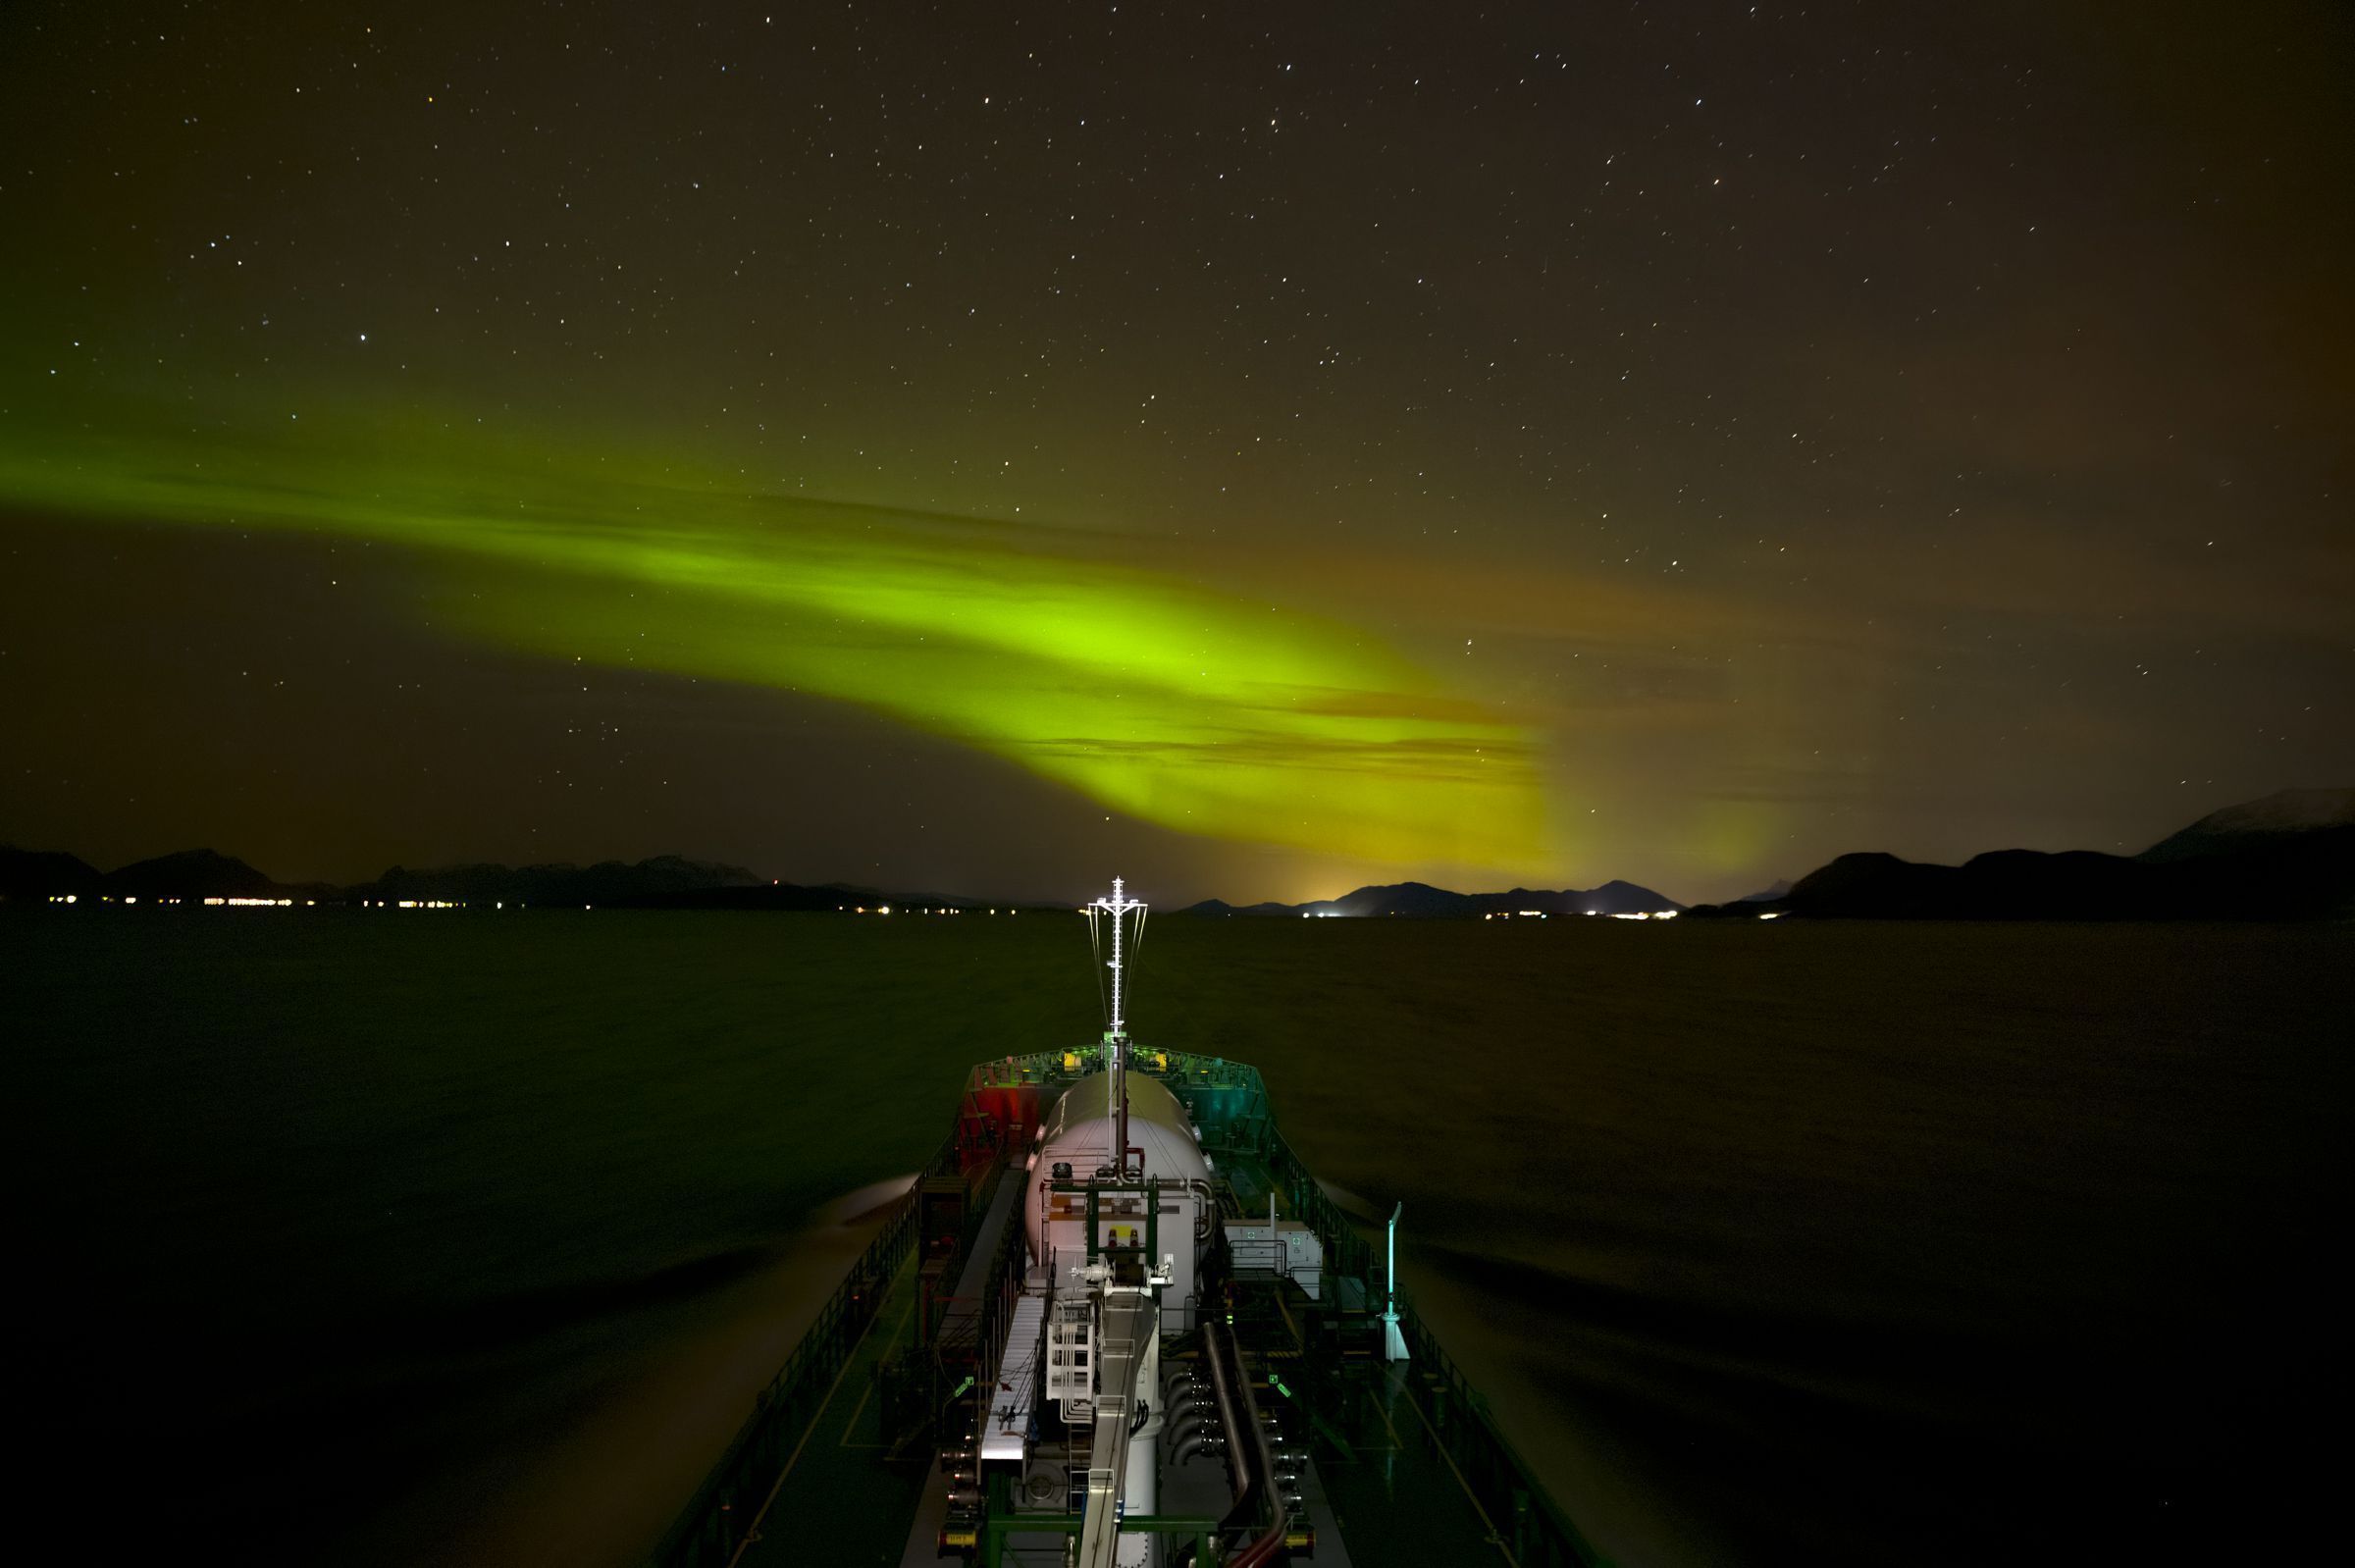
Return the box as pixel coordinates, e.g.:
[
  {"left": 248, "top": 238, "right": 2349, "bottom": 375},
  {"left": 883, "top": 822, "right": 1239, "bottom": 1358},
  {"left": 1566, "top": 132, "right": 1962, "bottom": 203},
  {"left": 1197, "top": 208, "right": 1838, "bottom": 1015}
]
[
  {"left": 708, "top": 1143, "right": 1560, "bottom": 1568},
  {"left": 652, "top": 1046, "right": 1603, "bottom": 1568}
]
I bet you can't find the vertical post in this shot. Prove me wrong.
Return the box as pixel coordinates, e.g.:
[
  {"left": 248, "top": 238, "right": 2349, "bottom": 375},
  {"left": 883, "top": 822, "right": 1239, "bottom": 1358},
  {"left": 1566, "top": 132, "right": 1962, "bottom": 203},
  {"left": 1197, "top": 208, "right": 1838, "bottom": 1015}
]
[
  {"left": 1111, "top": 876, "right": 1126, "bottom": 1179},
  {"left": 981, "top": 1473, "right": 1009, "bottom": 1568},
  {"left": 1108, "top": 876, "right": 1126, "bottom": 1034},
  {"left": 1383, "top": 1203, "right": 1410, "bottom": 1362},
  {"left": 1089, "top": 877, "right": 1146, "bottom": 1178}
]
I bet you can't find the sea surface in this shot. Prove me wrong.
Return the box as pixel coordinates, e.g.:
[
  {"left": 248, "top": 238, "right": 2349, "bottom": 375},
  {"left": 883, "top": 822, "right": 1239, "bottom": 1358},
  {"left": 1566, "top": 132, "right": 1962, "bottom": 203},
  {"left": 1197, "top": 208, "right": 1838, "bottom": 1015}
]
[{"left": 7, "top": 910, "right": 2343, "bottom": 1565}]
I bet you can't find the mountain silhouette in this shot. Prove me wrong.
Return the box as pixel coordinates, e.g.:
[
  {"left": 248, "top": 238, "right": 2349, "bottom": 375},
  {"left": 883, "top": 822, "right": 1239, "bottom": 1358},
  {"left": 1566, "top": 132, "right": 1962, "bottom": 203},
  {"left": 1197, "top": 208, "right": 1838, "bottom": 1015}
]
[
  {"left": 1179, "top": 878, "right": 1683, "bottom": 918},
  {"left": 0, "top": 845, "right": 105, "bottom": 900},
  {"left": 11, "top": 787, "right": 2347, "bottom": 918},
  {"left": 1766, "top": 789, "right": 2355, "bottom": 920},
  {"left": 104, "top": 848, "right": 280, "bottom": 899},
  {"left": 2138, "top": 787, "right": 2355, "bottom": 864},
  {"left": 355, "top": 855, "right": 760, "bottom": 907},
  {"left": 0, "top": 842, "right": 1016, "bottom": 912}
]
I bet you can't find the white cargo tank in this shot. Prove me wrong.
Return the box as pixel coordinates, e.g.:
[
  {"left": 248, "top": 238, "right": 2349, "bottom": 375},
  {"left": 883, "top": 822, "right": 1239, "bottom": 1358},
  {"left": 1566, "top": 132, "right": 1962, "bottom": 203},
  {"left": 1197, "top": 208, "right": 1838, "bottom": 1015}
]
[{"left": 1026, "top": 1069, "right": 1211, "bottom": 1329}]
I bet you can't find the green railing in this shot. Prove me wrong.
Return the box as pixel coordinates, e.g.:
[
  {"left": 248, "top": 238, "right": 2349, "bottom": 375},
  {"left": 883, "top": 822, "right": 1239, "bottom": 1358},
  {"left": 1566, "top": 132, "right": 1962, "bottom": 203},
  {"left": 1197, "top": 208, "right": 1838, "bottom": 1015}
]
[
  {"left": 648, "top": 1165, "right": 925, "bottom": 1568},
  {"left": 1261, "top": 1126, "right": 1613, "bottom": 1568},
  {"left": 651, "top": 1066, "right": 1031, "bottom": 1568}
]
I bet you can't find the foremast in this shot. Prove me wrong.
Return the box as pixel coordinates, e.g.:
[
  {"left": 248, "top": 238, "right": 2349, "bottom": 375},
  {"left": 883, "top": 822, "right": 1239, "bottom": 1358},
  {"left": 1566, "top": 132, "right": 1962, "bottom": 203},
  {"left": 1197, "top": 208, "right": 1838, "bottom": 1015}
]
[{"left": 1085, "top": 876, "right": 1147, "bottom": 1180}]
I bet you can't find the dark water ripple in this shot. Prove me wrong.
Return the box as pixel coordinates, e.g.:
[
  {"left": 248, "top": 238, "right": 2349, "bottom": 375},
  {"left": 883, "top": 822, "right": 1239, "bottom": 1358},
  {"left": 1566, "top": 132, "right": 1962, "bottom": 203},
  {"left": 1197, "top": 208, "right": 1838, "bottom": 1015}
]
[{"left": 7, "top": 911, "right": 2343, "bottom": 1564}]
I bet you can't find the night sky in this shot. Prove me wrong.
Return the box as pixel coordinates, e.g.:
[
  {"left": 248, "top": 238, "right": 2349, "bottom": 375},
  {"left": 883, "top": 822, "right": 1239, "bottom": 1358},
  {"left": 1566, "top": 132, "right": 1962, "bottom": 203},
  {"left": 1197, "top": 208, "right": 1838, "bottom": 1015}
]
[{"left": 2, "top": 1, "right": 2347, "bottom": 905}]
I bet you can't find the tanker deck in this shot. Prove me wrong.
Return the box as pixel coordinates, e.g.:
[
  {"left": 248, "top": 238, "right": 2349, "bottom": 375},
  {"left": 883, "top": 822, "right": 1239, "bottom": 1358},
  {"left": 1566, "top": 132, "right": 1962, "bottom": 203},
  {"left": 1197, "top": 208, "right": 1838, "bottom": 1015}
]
[{"left": 648, "top": 883, "right": 1606, "bottom": 1568}]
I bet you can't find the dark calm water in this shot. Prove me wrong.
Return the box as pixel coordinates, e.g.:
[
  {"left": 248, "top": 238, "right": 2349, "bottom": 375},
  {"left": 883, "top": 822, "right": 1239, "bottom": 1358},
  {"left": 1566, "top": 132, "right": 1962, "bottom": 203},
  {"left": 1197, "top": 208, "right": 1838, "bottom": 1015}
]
[{"left": 7, "top": 911, "right": 2343, "bottom": 1565}]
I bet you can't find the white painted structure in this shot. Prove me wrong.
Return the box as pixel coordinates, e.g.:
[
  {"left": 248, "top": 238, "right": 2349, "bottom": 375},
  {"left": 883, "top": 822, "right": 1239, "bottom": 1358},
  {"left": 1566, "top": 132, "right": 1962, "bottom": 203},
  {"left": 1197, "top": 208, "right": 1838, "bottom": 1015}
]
[{"left": 1024, "top": 1070, "right": 1213, "bottom": 1329}]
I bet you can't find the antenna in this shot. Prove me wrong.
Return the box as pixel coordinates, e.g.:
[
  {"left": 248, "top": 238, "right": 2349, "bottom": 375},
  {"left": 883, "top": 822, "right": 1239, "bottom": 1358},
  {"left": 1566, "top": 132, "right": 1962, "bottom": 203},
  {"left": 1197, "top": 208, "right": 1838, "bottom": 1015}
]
[
  {"left": 1085, "top": 877, "right": 1147, "bottom": 1178},
  {"left": 1089, "top": 876, "right": 1146, "bottom": 1038}
]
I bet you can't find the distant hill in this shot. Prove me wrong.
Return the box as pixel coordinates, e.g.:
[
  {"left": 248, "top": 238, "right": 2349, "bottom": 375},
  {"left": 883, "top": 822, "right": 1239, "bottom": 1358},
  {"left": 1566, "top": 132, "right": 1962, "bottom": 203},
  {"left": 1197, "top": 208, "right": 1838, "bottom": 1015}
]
[
  {"left": 1, "top": 840, "right": 1022, "bottom": 913},
  {"left": 2138, "top": 787, "right": 2355, "bottom": 864},
  {"left": 1179, "top": 877, "right": 1683, "bottom": 918},
  {"left": 355, "top": 854, "right": 760, "bottom": 908},
  {"left": 0, "top": 845, "right": 105, "bottom": 900},
  {"left": 105, "top": 848, "right": 281, "bottom": 899},
  {"left": 616, "top": 870, "right": 885, "bottom": 909},
  {"left": 16, "top": 786, "right": 2345, "bottom": 919},
  {"left": 1765, "top": 789, "right": 2355, "bottom": 920}
]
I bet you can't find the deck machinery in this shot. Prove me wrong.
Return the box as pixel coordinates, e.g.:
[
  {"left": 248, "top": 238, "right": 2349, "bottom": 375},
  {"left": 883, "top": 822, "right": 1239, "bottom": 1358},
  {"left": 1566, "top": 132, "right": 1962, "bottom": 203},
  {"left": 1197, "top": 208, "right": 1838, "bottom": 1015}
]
[
  {"left": 648, "top": 879, "right": 1608, "bottom": 1568},
  {"left": 950, "top": 879, "right": 1320, "bottom": 1568}
]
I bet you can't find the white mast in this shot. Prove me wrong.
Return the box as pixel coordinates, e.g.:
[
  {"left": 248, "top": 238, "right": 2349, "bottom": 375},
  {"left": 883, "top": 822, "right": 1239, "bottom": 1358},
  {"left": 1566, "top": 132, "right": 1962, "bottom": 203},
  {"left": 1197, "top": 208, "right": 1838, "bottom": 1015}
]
[
  {"left": 1087, "top": 876, "right": 1146, "bottom": 1178},
  {"left": 1092, "top": 875, "right": 1144, "bottom": 1037}
]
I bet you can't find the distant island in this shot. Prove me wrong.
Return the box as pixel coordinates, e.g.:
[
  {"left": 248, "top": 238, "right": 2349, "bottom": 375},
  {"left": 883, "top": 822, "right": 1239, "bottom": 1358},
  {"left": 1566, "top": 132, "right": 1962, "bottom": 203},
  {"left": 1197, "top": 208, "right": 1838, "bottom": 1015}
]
[
  {"left": 0, "top": 846, "right": 1002, "bottom": 914},
  {"left": 1178, "top": 878, "right": 1682, "bottom": 918},
  {"left": 1685, "top": 787, "right": 2354, "bottom": 921},
  {"left": 7, "top": 786, "right": 2349, "bottom": 920}
]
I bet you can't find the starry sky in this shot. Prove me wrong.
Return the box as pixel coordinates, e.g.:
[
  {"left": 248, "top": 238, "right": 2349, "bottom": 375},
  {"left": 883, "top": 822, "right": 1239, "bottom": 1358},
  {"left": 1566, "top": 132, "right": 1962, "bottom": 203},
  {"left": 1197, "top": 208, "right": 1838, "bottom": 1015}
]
[{"left": 1, "top": 1, "right": 2347, "bottom": 905}]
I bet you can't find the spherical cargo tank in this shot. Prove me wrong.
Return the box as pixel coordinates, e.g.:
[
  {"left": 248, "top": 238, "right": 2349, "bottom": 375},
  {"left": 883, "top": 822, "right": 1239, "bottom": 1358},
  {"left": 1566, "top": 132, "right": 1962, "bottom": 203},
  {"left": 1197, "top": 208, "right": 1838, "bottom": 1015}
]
[{"left": 1026, "top": 1069, "right": 1211, "bottom": 1327}]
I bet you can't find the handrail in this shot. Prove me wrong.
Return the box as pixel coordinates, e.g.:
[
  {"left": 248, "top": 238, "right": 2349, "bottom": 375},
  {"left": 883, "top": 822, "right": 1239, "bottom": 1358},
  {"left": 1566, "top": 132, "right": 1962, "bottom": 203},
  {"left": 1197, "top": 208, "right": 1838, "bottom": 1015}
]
[
  {"left": 646, "top": 1144, "right": 933, "bottom": 1568},
  {"left": 1259, "top": 1125, "right": 1613, "bottom": 1568}
]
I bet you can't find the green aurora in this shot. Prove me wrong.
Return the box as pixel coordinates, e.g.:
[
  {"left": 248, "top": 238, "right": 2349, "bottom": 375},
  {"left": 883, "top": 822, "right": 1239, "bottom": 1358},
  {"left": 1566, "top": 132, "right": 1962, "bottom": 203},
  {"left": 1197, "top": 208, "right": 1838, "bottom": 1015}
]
[{"left": 0, "top": 406, "right": 1548, "bottom": 872}]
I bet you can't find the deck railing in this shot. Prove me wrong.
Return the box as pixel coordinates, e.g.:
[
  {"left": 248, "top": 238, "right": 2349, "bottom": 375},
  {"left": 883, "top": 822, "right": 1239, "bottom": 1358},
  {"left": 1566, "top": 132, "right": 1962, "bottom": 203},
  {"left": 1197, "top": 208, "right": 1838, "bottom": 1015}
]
[
  {"left": 650, "top": 1101, "right": 1036, "bottom": 1568},
  {"left": 1261, "top": 1124, "right": 1613, "bottom": 1568},
  {"left": 647, "top": 1156, "right": 927, "bottom": 1568},
  {"left": 932, "top": 1164, "right": 1032, "bottom": 1370}
]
